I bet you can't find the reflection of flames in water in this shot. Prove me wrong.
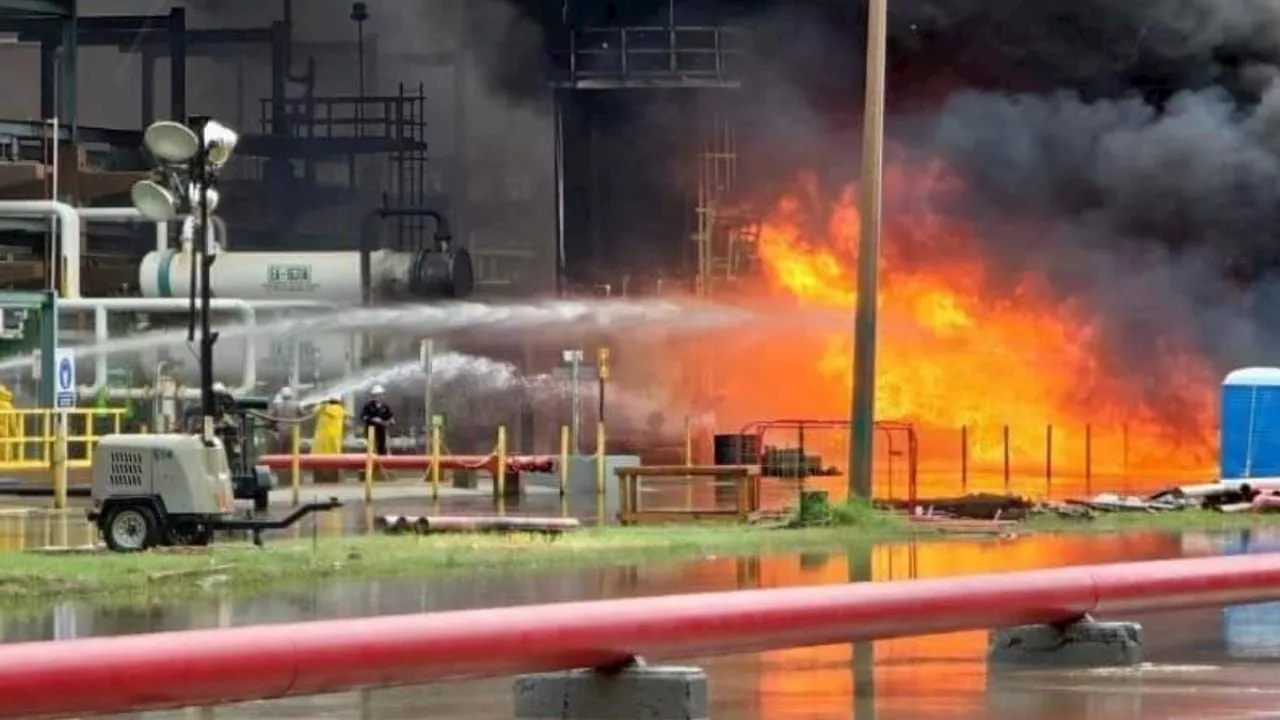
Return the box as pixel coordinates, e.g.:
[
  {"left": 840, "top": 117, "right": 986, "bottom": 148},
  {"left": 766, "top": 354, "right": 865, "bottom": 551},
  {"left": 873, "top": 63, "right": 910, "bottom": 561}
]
[{"left": 671, "top": 166, "right": 1218, "bottom": 488}]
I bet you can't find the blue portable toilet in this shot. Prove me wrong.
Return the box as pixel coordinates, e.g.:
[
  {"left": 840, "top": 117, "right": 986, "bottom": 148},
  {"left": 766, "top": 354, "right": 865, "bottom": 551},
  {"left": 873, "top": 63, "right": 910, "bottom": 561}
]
[{"left": 1221, "top": 367, "right": 1280, "bottom": 483}]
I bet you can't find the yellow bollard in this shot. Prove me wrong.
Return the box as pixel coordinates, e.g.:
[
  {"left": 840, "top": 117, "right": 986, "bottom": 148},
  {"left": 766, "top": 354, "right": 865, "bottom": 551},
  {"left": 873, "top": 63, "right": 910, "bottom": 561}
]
[
  {"left": 495, "top": 425, "right": 508, "bottom": 516},
  {"left": 290, "top": 423, "right": 301, "bottom": 507},
  {"left": 558, "top": 425, "right": 570, "bottom": 496},
  {"left": 429, "top": 424, "right": 442, "bottom": 500},
  {"left": 51, "top": 415, "right": 67, "bottom": 510},
  {"left": 595, "top": 420, "right": 606, "bottom": 496},
  {"left": 684, "top": 415, "right": 693, "bottom": 466},
  {"left": 684, "top": 415, "right": 694, "bottom": 510},
  {"left": 364, "top": 425, "right": 375, "bottom": 504},
  {"left": 40, "top": 411, "right": 50, "bottom": 465}
]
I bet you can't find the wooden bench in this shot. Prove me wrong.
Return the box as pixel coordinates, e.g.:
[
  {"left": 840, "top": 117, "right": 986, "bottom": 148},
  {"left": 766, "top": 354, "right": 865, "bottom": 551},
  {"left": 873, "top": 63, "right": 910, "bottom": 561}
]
[{"left": 615, "top": 465, "right": 761, "bottom": 525}]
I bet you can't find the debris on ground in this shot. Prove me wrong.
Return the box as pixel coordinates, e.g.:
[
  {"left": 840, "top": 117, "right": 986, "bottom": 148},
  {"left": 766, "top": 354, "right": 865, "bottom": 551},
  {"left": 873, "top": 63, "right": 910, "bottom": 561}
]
[
  {"left": 1045, "top": 480, "right": 1280, "bottom": 519},
  {"left": 373, "top": 515, "right": 580, "bottom": 536},
  {"left": 881, "top": 493, "right": 1033, "bottom": 520}
]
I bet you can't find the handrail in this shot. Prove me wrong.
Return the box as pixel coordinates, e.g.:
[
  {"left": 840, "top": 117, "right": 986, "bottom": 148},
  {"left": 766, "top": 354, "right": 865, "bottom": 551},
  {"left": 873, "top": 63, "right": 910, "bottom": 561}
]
[
  {"left": 562, "top": 25, "right": 744, "bottom": 81},
  {"left": 2, "top": 554, "right": 1280, "bottom": 718},
  {"left": 0, "top": 408, "right": 127, "bottom": 470}
]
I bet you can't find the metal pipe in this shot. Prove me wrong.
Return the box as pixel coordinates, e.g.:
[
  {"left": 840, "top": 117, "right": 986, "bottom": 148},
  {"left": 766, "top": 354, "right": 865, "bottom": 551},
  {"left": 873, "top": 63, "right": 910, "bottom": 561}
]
[
  {"left": 57, "top": 298, "right": 265, "bottom": 397},
  {"left": 0, "top": 201, "right": 80, "bottom": 298},
  {"left": 2, "top": 553, "right": 1280, "bottom": 718},
  {"left": 74, "top": 206, "right": 170, "bottom": 254}
]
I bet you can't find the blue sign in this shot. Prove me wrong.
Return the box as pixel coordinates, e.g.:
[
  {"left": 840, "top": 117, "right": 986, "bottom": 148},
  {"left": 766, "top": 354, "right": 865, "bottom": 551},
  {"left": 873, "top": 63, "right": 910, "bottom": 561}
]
[{"left": 52, "top": 348, "right": 75, "bottom": 409}]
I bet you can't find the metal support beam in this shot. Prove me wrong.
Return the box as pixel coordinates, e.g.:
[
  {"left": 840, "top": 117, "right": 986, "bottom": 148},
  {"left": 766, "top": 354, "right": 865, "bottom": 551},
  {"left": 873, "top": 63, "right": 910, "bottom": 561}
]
[
  {"left": 168, "top": 7, "right": 186, "bottom": 121},
  {"left": 56, "top": 6, "right": 76, "bottom": 141}
]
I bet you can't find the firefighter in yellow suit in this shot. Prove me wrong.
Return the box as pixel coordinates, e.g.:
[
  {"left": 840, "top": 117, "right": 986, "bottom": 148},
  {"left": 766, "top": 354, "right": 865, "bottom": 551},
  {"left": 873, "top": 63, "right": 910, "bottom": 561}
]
[
  {"left": 311, "top": 395, "right": 346, "bottom": 484},
  {"left": 0, "top": 385, "right": 14, "bottom": 462}
]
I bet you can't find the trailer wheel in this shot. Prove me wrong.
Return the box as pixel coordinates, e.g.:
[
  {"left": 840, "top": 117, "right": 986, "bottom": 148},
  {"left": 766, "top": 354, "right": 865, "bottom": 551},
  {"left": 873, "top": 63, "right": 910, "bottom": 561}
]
[{"left": 102, "top": 504, "right": 159, "bottom": 552}]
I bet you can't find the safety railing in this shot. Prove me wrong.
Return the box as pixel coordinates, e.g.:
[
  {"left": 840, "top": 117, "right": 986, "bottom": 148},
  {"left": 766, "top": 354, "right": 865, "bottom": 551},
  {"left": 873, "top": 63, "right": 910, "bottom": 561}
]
[
  {"left": 257, "top": 421, "right": 607, "bottom": 514},
  {"left": 1, "top": 553, "right": 1279, "bottom": 718},
  {"left": 0, "top": 408, "right": 128, "bottom": 471},
  {"left": 562, "top": 26, "right": 745, "bottom": 85}
]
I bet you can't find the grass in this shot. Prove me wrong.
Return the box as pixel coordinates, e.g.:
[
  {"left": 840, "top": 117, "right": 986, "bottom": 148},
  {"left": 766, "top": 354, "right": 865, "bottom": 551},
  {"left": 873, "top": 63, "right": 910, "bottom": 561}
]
[
  {"left": 4, "top": 498, "right": 1279, "bottom": 612},
  {"left": 0, "top": 503, "right": 914, "bottom": 606},
  {"left": 1022, "top": 508, "right": 1280, "bottom": 533}
]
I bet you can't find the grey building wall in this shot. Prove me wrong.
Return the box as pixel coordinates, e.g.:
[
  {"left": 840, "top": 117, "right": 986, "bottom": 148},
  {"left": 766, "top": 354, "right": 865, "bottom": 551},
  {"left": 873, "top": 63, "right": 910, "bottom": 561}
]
[{"left": 0, "top": 0, "right": 557, "bottom": 296}]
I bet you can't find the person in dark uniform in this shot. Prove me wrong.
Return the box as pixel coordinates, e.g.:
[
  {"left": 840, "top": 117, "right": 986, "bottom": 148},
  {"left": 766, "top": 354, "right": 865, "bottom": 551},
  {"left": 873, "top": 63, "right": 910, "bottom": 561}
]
[{"left": 360, "top": 384, "right": 394, "bottom": 456}]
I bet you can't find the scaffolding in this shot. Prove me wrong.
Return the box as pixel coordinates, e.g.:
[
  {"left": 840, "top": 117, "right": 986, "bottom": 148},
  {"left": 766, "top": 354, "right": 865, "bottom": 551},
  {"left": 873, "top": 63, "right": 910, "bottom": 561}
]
[{"left": 693, "top": 113, "right": 760, "bottom": 297}]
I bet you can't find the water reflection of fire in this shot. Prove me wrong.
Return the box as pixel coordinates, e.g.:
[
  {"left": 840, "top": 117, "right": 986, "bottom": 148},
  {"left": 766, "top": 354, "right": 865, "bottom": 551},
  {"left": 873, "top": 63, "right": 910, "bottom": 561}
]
[{"left": 663, "top": 166, "right": 1218, "bottom": 494}]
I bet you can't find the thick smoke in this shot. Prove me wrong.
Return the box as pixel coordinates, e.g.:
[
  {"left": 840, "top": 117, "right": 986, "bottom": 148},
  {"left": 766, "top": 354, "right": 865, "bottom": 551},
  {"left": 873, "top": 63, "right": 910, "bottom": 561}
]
[{"left": 489, "top": 0, "right": 1280, "bottom": 379}]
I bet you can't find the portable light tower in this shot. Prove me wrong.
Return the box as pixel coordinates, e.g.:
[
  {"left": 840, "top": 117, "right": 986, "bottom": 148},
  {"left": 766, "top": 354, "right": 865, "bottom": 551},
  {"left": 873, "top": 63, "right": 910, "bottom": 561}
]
[{"left": 130, "top": 117, "right": 239, "bottom": 439}]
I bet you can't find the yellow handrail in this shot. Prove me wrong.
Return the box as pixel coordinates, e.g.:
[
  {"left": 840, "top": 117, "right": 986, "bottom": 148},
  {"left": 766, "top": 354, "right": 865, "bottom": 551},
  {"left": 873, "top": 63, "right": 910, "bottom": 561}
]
[{"left": 0, "top": 408, "right": 129, "bottom": 471}]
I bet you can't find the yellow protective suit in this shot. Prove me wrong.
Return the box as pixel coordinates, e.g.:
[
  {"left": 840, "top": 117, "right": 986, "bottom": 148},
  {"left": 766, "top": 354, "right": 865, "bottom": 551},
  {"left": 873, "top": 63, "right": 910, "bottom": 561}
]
[
  {"left": 311, "top": 400, "right": 346, "bottom": 455},
  {"left": 0, "top": 385, "right": 13, "bottom": 462}
]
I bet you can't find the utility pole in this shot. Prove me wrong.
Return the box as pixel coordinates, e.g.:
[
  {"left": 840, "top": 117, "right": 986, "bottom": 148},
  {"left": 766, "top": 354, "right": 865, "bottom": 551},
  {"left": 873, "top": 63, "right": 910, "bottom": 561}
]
[{"left": 848, "top": 0, "right": 888, "bottom": 499}]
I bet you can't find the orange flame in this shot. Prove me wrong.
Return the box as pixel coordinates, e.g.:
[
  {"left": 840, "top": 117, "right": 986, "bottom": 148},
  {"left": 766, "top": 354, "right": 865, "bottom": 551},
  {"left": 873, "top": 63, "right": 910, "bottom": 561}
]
[{"left": 671, "top": 167, "right": 1218, "bottom": 491}]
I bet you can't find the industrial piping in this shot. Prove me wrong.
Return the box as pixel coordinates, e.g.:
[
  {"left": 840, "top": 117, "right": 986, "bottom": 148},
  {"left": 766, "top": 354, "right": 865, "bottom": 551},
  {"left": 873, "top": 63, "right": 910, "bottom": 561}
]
[
  {"left": 58, "top": 298, "right": 335, "bottom": 399},
  {"left": 0, "top": 200, "right": 81, "bottom": 298},
  {"left": 74, "top": 206, "right": 170, "bottom": 254},
  {"left": 2, "top": 554, "right": 1280, "bottom": 719}
]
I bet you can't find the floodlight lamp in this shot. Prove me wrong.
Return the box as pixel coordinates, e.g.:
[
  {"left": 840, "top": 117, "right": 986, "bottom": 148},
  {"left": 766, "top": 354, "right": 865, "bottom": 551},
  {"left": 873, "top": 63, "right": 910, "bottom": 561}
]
[
  {"left": 202, "top": 120, "right": 239, "bottom": 168},
  {"left": 130, "top": 179, "right": 180, "bottom": 222},
  {"left": 143, "top": 120, "right": 200, "bottom": 164},
  {"left": 188, "top": 182, "right": 220, "bottom": 213}
]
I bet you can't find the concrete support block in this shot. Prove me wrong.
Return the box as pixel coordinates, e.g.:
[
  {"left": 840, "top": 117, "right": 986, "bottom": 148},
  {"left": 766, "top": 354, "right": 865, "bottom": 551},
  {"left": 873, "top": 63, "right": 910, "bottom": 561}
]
[
  {"left": 513, "top": 665, "right": 708, "bottom": 720},
  {"left": 988, "top": 620, "right": 1143, "bottom": 668}
]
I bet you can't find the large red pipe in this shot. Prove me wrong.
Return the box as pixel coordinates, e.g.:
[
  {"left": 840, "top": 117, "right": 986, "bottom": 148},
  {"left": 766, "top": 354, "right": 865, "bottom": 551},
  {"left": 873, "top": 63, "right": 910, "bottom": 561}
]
[
  {"left": 3, "top": 554, "right": 1279, "bottom": 719},
  {"left": 256, "top": 453, "right": 555, "bottom": 474}
]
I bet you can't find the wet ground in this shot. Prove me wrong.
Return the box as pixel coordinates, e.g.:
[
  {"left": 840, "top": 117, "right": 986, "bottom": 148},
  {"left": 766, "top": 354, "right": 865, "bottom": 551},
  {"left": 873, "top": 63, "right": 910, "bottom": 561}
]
[{"left": 2, "top": 529, "right": 1280, "bottom": 718}]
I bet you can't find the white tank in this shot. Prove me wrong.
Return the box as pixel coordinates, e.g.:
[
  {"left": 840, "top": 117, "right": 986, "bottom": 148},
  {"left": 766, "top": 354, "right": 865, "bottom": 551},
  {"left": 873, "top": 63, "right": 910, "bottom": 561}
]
[{"left": 138, "top": 248, "right": 475, "bottom": 303}]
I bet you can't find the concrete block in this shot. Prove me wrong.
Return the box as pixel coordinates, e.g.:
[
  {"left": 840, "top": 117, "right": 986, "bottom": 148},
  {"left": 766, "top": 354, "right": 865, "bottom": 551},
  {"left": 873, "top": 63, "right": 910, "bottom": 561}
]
[
  {"left": 513, "top": 665, "right": 708, "bottom": 720},
  {"left": 988, "top": 621, "right": 1143, "bottom": 669}
]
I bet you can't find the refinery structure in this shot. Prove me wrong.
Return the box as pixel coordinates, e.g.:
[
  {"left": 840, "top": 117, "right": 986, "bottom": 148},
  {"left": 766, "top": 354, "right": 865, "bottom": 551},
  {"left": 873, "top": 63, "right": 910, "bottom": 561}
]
[
  {"left": 0, "top": 0, "right": 1235, "bottom": 491},
  {"left": 0, "top": 0, "right": 747, "bottom": 445}
]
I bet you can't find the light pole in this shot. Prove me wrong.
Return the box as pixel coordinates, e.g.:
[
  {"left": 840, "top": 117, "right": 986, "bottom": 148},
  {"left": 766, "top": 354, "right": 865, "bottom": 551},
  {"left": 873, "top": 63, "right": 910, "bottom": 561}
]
[
  {"left": 129, "top": 117, "right": 239, "bottom": 439},
  {"left": 848, "top": 0, "right": 888, "bottom": 500}
]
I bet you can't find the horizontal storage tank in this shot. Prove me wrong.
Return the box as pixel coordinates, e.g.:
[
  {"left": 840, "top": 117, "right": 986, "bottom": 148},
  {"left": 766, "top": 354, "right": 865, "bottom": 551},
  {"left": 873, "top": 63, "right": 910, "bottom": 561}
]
[
  {"left": 1221, "top": 367, "right": 1280, "bottom": 482},
  {"left": 138, "top": 248, "right": 473, "bottom": 304}
]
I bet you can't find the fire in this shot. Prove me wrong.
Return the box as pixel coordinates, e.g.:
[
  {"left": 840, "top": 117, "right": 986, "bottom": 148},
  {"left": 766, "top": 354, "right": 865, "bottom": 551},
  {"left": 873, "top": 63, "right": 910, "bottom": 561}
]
[{"left": 676, "top": 166, "right": 1219, "bottom": 492}]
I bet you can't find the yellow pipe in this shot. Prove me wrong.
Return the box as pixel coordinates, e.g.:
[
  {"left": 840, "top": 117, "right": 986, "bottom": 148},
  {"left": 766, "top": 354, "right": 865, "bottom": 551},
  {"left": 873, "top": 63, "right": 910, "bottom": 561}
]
[
  {"left": 595, "top": 420, "right": 606, "bottom": 496},
  {"left": 429, "top": 425, "right": 442, "bottom": 499},
  {"left": 290, "top": 423, "right": 301, "bottom": 507},
  {"left": 112, "top": 411, "right": 122, "bottom": 434},
  {"left": 495, "top": 425, "right": 508, "bottom": 516},
  {"left": 558, "top": 425, "right": 570, "bottom": 496},
  {"left": 364, "top": 425, "right": 375, "bottom": 504}
]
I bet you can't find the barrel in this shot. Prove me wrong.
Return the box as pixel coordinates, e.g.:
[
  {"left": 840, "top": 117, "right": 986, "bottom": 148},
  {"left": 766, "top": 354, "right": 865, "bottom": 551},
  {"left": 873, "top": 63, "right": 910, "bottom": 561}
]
[{"left": 713, "top": 433, "right": 760, "bottom": 465}]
